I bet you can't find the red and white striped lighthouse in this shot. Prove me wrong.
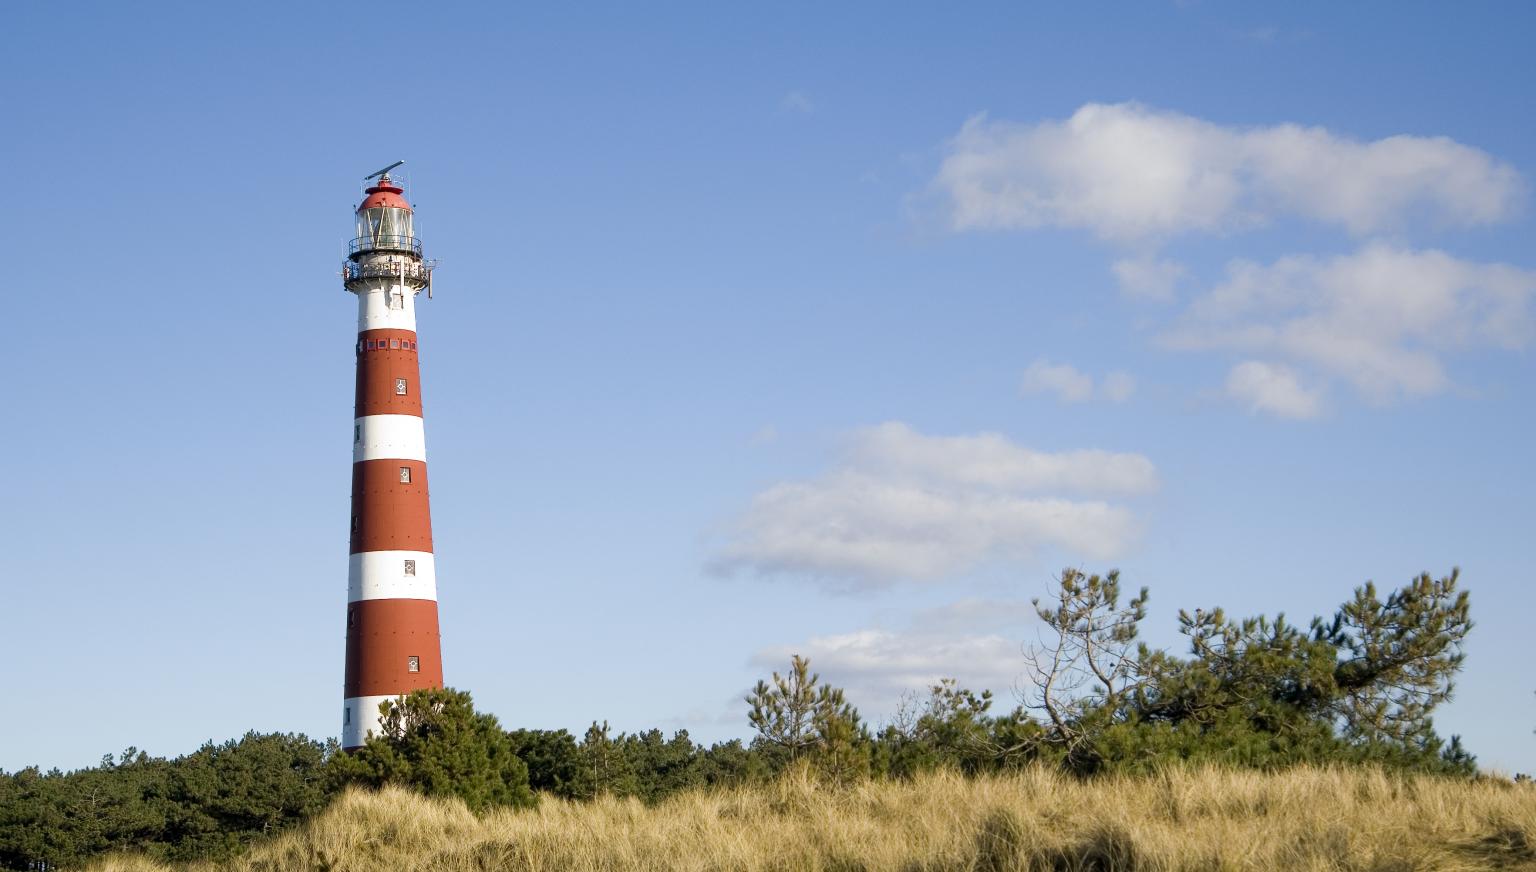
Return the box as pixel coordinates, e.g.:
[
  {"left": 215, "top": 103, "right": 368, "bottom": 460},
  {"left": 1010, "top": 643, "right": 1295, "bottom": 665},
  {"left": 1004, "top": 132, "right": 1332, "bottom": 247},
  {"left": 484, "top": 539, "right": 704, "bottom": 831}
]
[{"left": 341, "top": 163, "right": 442, "bottom": 749}]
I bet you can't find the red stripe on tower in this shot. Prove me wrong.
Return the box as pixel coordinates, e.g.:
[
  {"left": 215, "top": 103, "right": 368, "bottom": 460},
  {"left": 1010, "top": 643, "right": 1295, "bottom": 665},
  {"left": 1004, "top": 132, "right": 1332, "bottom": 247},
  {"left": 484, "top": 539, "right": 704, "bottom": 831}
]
[{"left": 340, "top": 165, "right": 442, "bottom": 749}]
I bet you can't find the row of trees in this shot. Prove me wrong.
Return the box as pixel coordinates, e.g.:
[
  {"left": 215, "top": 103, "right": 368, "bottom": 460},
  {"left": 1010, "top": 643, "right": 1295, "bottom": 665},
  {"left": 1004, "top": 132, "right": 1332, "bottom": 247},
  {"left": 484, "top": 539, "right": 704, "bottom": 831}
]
[
  {"left": 0, "top": 568, "right": 1477, "bottom": 869},
  {"left": 729, "top": 568, "right": 1475, "bottom": 781},
  {"left": 0, "top": 733, "right": 331, "bottom": 870}
]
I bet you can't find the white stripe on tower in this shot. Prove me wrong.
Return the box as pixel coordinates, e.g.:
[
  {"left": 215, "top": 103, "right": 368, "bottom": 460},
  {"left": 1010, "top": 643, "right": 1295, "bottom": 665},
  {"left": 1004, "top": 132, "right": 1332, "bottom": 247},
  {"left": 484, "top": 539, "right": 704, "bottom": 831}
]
[
  {"left": 342, "top": 695, "right": 396, "bottom": 751},
  {"left": 357, "top": 284, "right": 418, "bottom": 332},
  {"left": 354, "top": 415, "right": 428, "bottom": 463},
  {"left": 348, "top": 551, "right": 438, "bottom": 602}
]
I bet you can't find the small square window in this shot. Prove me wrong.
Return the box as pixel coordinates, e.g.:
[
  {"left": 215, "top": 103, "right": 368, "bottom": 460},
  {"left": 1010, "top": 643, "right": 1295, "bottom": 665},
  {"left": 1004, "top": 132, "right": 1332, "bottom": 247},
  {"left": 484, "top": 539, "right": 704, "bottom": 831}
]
[
  {"left": 395, "top": 378, "right": 408, "bottom": 395},
  {"left": 399, "top": 466, "right": 412, "bottom": 484},
  {"left": 407, "top": 341, "right": 416, "bottom": 350},
  {"left": 367, "top": 339, "right": 376, "bottom": 350},
  {"left": 407, "top": 656, "right": 420, "bottom": 673},
  {"left": 404, "top": 559, "right": 416, "bottom": 576},
  {"left": 390, "top": 339, "right": 400, "bottom": 349}
]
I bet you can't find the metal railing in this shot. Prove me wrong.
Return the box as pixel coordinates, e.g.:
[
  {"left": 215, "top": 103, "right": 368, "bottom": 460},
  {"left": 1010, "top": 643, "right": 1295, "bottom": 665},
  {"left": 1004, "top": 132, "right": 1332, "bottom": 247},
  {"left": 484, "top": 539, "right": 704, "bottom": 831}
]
[
  {"left": 343, "top": 259, "right": 433, "bottom": 289},
  {"left": 348, "top": 235, "right": 423, "bottom": 258}
]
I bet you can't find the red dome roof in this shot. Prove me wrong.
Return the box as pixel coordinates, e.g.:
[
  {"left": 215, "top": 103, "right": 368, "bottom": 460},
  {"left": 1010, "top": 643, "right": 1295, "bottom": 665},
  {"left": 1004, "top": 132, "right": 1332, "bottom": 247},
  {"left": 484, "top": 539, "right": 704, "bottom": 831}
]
[{"left": 358, "top": 177, "right": 411, "bottom": 212}]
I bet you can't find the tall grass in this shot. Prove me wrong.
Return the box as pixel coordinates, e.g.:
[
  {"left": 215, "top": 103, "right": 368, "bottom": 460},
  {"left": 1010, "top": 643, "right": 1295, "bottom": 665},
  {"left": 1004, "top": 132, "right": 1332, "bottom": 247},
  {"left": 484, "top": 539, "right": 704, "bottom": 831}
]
[{"left": 93, "top": 766, "right": 1535, "bottom": 871}]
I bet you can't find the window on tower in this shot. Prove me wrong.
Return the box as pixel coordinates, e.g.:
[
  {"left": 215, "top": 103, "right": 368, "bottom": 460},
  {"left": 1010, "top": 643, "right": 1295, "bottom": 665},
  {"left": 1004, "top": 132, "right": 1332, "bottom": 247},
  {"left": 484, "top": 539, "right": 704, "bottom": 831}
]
[
  {"left": 407, "top": 656, "right": 420, "bottom": 673},
  {"left": 395, "top": 378, "right": 408, "bottom": 395},
  {"left": 404, "top": 559, "right": 416, "bottom": 576},
  {"left": 399, "top": 466, "right": 412, "bottom": 484}
]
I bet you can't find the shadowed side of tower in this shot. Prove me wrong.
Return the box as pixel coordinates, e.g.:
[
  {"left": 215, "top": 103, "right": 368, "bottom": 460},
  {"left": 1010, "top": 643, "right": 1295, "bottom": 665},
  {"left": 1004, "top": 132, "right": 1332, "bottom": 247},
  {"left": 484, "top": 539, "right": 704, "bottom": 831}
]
[{"left": 340, "top": 169, "right": 442, "bottom": 749}]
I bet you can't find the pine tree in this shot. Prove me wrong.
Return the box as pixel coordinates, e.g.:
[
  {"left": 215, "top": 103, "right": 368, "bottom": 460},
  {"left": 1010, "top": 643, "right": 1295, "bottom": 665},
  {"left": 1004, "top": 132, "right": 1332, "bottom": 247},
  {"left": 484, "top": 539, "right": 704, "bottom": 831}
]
[{"left": 328, "top": 688, "right": 534, "bottom": 812}]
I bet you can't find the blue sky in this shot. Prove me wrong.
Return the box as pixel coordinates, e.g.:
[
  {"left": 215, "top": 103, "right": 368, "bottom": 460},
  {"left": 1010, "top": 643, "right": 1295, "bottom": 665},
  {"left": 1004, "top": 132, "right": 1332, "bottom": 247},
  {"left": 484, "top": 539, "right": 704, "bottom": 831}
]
[{"left": 4, "top": 2, "right": 1534, "bottom": 774}]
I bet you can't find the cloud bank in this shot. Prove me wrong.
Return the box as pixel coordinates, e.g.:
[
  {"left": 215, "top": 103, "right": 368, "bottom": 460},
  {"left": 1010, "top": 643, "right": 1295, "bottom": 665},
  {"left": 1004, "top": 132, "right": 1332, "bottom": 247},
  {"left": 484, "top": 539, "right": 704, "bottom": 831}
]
[
  {"left": 712, "top": 422, "right": 1154, "bottom": 586},
  {"left": 932, "top": 102, "right": 1522, "bottom": 242},
  {"left": 1166, "top": 243, "right": 1536, "bottom": 408}
]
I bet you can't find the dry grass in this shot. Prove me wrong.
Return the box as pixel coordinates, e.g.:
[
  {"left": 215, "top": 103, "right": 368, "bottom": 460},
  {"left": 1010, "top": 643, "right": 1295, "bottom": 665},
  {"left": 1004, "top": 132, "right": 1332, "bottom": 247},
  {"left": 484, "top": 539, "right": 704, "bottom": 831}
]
[{"left": 92, "top": 767, "right": 1536, "bottom": 871}]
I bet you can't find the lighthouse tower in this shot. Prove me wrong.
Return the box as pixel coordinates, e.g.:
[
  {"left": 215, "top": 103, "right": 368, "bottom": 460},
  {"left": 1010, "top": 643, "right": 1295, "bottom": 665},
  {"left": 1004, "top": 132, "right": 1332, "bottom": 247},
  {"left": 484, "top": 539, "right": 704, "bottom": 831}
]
[{"left": 341, "top": 163, "right": 442, "bottom": 749}]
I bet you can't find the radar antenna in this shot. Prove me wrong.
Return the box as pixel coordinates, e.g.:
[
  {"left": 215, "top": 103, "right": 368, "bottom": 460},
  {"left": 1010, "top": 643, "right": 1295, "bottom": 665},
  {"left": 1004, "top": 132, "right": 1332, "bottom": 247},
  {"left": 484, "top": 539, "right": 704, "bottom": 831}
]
[{"left": 364, "top": 160, "right": 405, "bottom": 181}]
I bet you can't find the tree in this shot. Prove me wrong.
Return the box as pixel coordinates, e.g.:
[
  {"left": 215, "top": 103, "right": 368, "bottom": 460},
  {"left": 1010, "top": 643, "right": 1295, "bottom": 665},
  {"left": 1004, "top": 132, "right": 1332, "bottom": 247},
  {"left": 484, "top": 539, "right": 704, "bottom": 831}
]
[
  {"left": 572, "top": 721, "right": 637, "bottom": 799},
  {"left": 0, "top": 734, "right": 333, "bottom": 870},
  {"left": 328, "top": 688, "right": 534, "bottom": 812},
  {"left": 506, "top": 728, "right": 583, "bottom": 799},
  {"left": 747, "top": 655, "right": 823, "bottom": 761},
  {"left": 1322, "top": 570, "right": 1473, "bottom": 746},
  {"left": 1127, "top": 569, "right": 1475, "bottom": 773},
  {"left": 690, "top": 739, "right": 763, "bottom": 788},
  {"left": 1011, "top": 566, "right": 1476, "bottom": 775},
  {"left": 747, "top": 655, "right": 870, "bottom": 780},
  {"left": 620, "top": 729, "right": 704, "bottom": 803},
  {"left": 1023, "top": 568, "right": 1147, "bottom": 754},
  {"left": 879, "top": 680, "right": 1012, "bottom": 777},
  {"left": 163, "top": 732, "right": 332, "bottom": 860}
]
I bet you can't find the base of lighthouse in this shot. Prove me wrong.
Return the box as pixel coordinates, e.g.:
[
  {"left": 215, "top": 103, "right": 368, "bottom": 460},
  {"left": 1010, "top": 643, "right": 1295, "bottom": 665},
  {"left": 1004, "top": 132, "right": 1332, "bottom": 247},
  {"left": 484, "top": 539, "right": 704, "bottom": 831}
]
[{"left": 342, "top": 695, "right": 398, "bottom": 750}]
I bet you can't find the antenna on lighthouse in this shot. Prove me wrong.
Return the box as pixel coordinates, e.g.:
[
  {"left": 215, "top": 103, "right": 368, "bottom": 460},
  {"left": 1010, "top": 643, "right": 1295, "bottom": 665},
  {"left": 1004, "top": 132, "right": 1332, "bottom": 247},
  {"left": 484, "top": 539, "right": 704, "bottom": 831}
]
[{"left": 364, "top": 160, "right": 405, "bottom": 181}]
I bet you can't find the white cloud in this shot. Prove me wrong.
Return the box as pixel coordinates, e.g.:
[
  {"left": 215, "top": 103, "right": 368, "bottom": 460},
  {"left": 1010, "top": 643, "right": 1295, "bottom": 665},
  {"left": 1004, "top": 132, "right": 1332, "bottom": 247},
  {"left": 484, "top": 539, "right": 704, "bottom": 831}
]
[
  {"left": 1112, "top": 256, "right": 1186, "bottom": 301},
  {"left": 1225, "top": 361, "right": 1323, "bottom": 419},
  {"left": 1165, "top": 243, "right": 1536, "bottom": 403},
  {"left": 1101, "top": 371, "right": 1137, "bottom": 403},
  {"left": 931, "top": 103, "right": 1522, "bottom": 242},
  {"left": 752, "top": 599, "right": 1035, "bottom": 712},
  {"left": 851, "top": 422, "right": 1156, "bottom": 495},
  {"left": 1020, "top": 361, "right": 1138, "bottom": 404},
  {"left": 711, "top": 422, "right": 1153, "bottom": 586},
  {"left": 780, "top": 91, "right": 814, "bottom": 114},
  {"left": 1019, "top": 360, "right": 1093, "bottom": 402}
]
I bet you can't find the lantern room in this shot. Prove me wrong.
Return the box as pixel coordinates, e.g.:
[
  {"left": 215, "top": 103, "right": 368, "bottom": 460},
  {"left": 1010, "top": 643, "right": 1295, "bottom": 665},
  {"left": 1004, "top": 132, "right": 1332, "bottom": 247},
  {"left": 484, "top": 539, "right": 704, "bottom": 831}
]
[{"left": 350, "top": 174, "right": 420, "bottom": 259}]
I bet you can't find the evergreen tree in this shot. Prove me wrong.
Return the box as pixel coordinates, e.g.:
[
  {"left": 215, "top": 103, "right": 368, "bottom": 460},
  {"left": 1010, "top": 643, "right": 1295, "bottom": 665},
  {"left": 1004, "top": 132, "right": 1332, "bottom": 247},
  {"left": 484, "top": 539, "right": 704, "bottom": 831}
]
[
  {"left": 506, "top": 728, "right": 583, "bottom": 799},
  {"left": 328, "top": 688, "right": 534, "bottom": 812},
  {"left": 747, "top": 656, "right": 871, "bottom": 781},
  {"left": 572, "top": 721, "right": 638, "bottom": 799}
]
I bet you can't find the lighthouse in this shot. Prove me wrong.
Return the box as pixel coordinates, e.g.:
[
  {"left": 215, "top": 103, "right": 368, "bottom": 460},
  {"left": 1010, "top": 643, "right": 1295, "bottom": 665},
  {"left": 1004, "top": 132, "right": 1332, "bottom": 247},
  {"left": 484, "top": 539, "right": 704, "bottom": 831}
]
[{"left": 341, "top": 162, "right": 442, "bottom": 749}]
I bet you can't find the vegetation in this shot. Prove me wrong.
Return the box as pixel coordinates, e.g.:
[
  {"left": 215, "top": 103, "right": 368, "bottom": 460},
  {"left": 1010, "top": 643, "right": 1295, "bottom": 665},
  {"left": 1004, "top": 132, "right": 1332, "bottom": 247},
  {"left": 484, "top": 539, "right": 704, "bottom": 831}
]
[
  {"left": 88, "top": 767, "right": 1536, "bottom": 871},
  {"left": 0, "top": 567, "right": 1506, "bottom": 870},
  {"left": 325, "top": 688, "right": 534, "bottom": 812},
  {"left": 0, "top": 733, "right": 330, "bottom": 869}
]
